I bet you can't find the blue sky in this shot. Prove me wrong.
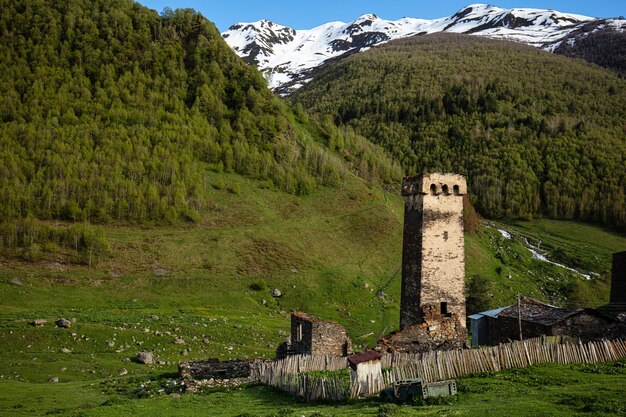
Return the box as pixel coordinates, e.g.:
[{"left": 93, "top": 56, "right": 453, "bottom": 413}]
[{"left": 137, "top": 1, "right": 626, "bottom": 31}]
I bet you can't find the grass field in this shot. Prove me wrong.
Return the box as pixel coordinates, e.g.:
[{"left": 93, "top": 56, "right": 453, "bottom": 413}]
[{"left": 1, "top": 172, "right": 625, "bottom": 415}]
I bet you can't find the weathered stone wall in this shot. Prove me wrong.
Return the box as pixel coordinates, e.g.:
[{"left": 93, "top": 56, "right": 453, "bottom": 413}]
[
  {"left": 490, "top": 316, "right": 549, "bottom": 344},
  {"left": 311, "top": 320, "right": 352, "bottom": 357},
  {"left": 178, "top": 358, "right": 254, "bottom": 380},
  {"left": 610, "top": 251, "right": 626, "bottom": 306},
  {"left": 290, "top": 313, "right": 314, "bottom": 355},
  {"left": 488, "top": 311, "right": 619, "bottom": 345},
  {"left": 285, "top": 312, "right": 351, "bottom": 357},
  {"left": 400, "top": 173, "right": 466, "bottom": 329}
]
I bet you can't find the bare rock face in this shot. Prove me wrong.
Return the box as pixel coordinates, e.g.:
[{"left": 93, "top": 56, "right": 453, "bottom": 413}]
[
  {"left": 134, "top": 351, "right": 154, "bottom": 365},
  {"left": 271, "top": 288, "right": 282, "bottom": 298},
  {"left": 56, "top": 318, "right": 72, "bottom": 328}
]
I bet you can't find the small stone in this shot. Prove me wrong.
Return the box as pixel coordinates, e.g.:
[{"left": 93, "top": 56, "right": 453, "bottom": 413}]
[
  {"left": 61, "top": 348, "right": 71, "bottom": 354},
  {"left": 134, "top": 351, "right": 153, "bottom": 365},
  {"left": 291, "top": 268, "right": 299, "bottom": 273},
  {"left": 151, "top": 315, "right": 160, "bottom": 320},
  {"left": 107, "top": 340, "right": 115, "bottom": 347},
  {"left": 143, "top": 328, "right": 150, "bottom": 333},
  {"left": 271, "top": 288, "right": 282, "bottom": 298},
  {"left": 10, "top": 277, "right": 23, "bottom": 285},
  {"left": 49, "top": 377, "right": 59, "bottom": 383},
  {"left": 153, "top": 267, "right": 171, "bottom": 276},
  {"left": 376, "top": 290, "right": 386, "bottom": 298},
  {"left": 364, "top": 283, "right": 369, "bottom": 289},
  {"left": 117, "top": 368, "right": 128, "bottom": 376},
  {"left": 203, "top": 338, "right": 210, "bottom": 344},
  {"left": 261, "top": 299, "right": 267, "bottom": 305},
  {"left": 182, "top": 350, "right": 188, "bottom": 356},
  {"left": 31, "top": 319, "right": 46, "bottom": 327},
  {"left": 60, "top": 367, "right": 67, "bottom": 372},
  {"left": 55, "top": 318, "right": 72, "bottom": 328},
  {"left": 370, "top": 320, "right": 376, "bottom": 323},
  {"left": 173, "top": 338, "right": 184, "bottom": 345}
]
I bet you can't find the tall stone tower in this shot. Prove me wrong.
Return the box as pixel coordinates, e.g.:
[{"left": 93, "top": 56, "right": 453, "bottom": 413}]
[{"left": 400, "top": 173, "right": 467, "bottom": 329}]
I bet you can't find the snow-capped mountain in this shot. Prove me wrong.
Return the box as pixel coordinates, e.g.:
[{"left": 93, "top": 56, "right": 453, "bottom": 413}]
[{"left": 222, "top": 4, "right": 624, "bottom": 94}]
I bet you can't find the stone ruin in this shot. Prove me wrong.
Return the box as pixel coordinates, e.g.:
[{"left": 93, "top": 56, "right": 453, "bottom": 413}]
[
  {"left": 180, "top": 173, "right": 471, "bottom": 387},
  {"left": 276, "top": 312, "right": 352, "bottom": 358},
  {"left": 178, "top": 358, "right": 258, "bottom": 391}
]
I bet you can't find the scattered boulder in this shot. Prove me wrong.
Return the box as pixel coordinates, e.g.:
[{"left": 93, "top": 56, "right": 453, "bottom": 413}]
[
  {"left": 106, "top": 340, "right": 115, "bottom": 347},
  {"left": 55, "top": 318, "right": 72, "bottom": 328},
  {"left": 10, "top": 277, "right": 23, "bottom": 285},
  {"left": 153, "top": 267, "right": 171, "bottom": 276},
  {"left": 117, "top": 368, "right": 128, "bottom": 376},
  {"left": 271, "top": 288, "right": 282, "bottom": 298},
  {"left": 49, "top": 377, "right": 59, "bottom": 383},
  {"left": 376, "top": 290, "right": 386, "bottom": 298},
  {"left": 60, "top": 348, "right": 71, "bottom": 354},
  {"left": 151, "top": 315, "right": 160, "bottom": 320},
  {"left": 109, "top": 270, "right": 122, "bottom": 278},
  {"left": 134, "top": 351, "right": 154, "bottom": 365},
  {"left": 173, "top": 338, "right": 185, "bottom": 345},
  {"left": 31, "top": 319, "right": 46, "bottom": 327},
  {"left": 261, "top": 299, "right": 267, "bottom": 305},
  {"left": 290, "top": 268, "right": 299, "bottom": 273}
]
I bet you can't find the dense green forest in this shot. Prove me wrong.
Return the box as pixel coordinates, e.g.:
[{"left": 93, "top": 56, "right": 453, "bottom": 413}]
[
  {"left": 0, "top": 0, "right": 399, "bottom": 225},
  {"left": 291, "top": 34, "right": 626, "bottom": 229}
]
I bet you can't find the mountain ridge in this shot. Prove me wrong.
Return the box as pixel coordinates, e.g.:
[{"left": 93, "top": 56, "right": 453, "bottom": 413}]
[{"left": 222, "top": 3, "right": 625, "bottom": 94}]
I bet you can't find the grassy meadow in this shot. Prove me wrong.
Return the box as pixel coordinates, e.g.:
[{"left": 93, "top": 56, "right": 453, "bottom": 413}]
[{"left": 1, "top": 172, "right": 625, "bottom": 416}]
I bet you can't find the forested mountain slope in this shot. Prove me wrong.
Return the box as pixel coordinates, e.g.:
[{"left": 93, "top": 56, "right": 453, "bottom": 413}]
[
  {"left": 291, "top": 33, "right": 626, "bottom": 229},
  {"left": 0, "top": 0, "right": 397, "bottom": 224}
]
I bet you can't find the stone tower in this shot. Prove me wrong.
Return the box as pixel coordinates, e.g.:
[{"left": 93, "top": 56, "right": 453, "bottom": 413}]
[{"left": 400, "top": 173, "right": 467, "bottom": 329}]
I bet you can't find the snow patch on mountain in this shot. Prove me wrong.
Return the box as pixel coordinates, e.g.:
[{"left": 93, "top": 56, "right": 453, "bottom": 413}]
[{"left": 222, "top": 4, "right": 622, "bottom": 93}]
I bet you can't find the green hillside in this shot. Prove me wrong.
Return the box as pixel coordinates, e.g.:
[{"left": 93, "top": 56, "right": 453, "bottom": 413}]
[
  {"left": 0, "top": 0, "right": 397, "bottom": 224},
  {"left": 1, "top": 1, "right": 626, "bottom": 415},
  {"left": 291, "top": 33, "right": 626, "bottom": 229}
]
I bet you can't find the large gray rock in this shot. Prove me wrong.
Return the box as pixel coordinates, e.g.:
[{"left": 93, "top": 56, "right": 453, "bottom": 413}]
[
  {"left": 134, "top": 351, "right": 154, "bottom": 365},
  {"left": 271, "top": 288, "right": 282, "bottom": 298},
  {"left": 56, "top": 318, "right": 72, "bottom": 328}
]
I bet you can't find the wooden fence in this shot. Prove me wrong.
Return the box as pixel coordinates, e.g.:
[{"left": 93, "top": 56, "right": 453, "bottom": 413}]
[{"left": 252, "top": 337, "right": 626, "bottom": 402}]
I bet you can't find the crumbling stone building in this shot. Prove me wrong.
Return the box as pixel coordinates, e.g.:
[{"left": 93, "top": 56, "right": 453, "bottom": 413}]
[
  {"left": 469, "top": 298, "right": 620, "bottom": 346},
  {"left": 276, "top": 312, "right": 352, "bottom": 357}
]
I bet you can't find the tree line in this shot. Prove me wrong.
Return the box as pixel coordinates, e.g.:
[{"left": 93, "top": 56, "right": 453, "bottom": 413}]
[{"left": 291, "top": 33, "right": 626, "bottom": 229}]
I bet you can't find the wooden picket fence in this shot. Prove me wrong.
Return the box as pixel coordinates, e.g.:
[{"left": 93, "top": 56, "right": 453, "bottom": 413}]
[
  {"left": 252, "top": 337, "right": 626, "bottom": 402},
  {"left": 250, "top": 354, "right": 350, "bottom": 401}
]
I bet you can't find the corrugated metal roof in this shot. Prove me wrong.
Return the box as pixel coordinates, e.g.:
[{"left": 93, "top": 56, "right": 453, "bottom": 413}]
[{"left": 468, "top": 306, "right": 509, "bottom": 320}]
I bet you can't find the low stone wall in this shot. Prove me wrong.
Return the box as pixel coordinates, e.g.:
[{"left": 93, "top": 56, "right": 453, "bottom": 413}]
[
  {"left": 183, "top": 377, "right": 250, "bottom": 392},
  {"left": 179, "top": 358, "right": 256, "bottom": 380}
]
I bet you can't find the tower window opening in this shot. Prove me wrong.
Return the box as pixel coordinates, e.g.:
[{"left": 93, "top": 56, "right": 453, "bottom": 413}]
[
  {"left": 442, "top": 184, "right": 449, "bottom": 195},
  {"left": 440, "top": 301, "right": 448, "bottom": 315},
  {"left": 430, "top": 184, "right": 437, "bottom": 195},
  {"left": 296, "top": 323, "right": 303, "bottom": 342},
  {"left": 453, "top": 185, "right": 460, "bottom": 195}
]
